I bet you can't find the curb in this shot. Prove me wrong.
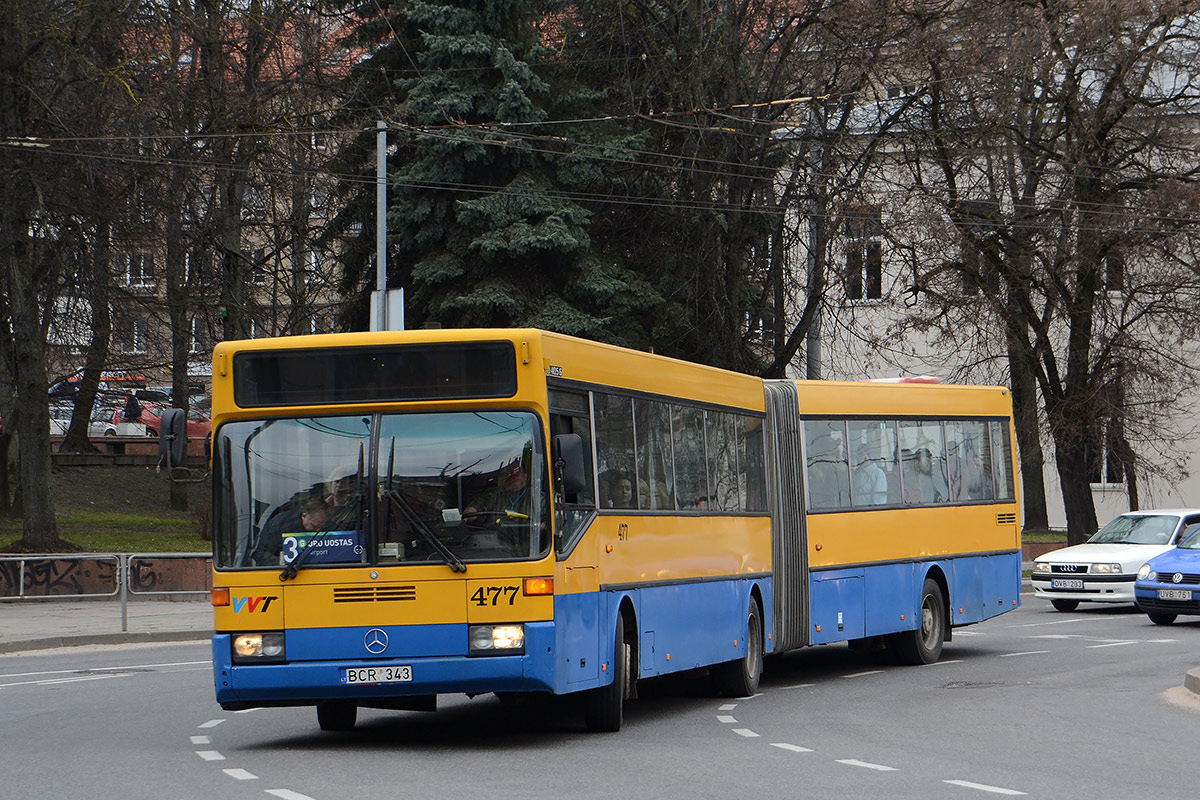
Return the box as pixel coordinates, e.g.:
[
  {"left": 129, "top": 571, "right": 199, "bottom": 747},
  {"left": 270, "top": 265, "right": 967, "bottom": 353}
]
[
  {"left": 0, "top": 629, "right": 211, "bottom": 655},
  {"left": 1187, "top": 668, "right": 1200, "bottom": 696}
]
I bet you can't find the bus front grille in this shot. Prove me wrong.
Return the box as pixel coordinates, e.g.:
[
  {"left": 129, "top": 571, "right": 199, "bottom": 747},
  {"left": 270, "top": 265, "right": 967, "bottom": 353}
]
[{"left": 333, "top": 586, "right": 417, "bottom": 603}]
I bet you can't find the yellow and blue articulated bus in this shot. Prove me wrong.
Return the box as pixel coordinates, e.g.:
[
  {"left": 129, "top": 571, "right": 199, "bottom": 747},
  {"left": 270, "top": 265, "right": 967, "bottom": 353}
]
[{"left": 209, "top": 329, "right": 1021, "bottom": 731}]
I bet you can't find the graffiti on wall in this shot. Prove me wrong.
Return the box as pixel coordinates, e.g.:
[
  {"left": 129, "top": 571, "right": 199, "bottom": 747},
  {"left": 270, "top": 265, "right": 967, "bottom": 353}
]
[{"left": 0, "top": 556, "right": 211, "bottom": 598}]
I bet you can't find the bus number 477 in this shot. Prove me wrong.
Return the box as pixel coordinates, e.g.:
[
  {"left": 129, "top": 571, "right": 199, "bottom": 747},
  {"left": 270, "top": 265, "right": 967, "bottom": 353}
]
[{"left": 471, "top": 585, "right": 519, "bottom": 606}]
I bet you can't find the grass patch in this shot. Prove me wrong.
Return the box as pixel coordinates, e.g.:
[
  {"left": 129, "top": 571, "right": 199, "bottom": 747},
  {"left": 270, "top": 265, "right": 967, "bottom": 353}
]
[
  {"left": 1022, "top": 529, "right": 1067, "bottom": 543},
  {"left": 0, "top": 511, "right": 209, "bottom": 554}
]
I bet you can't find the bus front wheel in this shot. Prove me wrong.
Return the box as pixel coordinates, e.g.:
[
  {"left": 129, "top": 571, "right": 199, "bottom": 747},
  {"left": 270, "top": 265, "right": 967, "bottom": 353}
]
[
  {"left": 888, "top": 578, "right": 945, "bottom": 665},
  {"left": 584, "top": 618, "right": 628, "bottom": 732},
  {"left": 316, "top": 700, "right": 357, "bottom": 732},
  {"left": 713, "top": 600, "right": 763, "bottom": 697}
]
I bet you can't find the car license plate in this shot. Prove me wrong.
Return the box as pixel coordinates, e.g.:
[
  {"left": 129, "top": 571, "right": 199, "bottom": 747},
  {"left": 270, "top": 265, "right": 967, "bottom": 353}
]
[
  {"left": 1051, "top": 579, "right": 1084, "bottom": 589},
  {"left": 340, "top": 665, "right": 412, "bottom": 685},
  {"left": 1157, "top": 589, "right": 1192, "bottom": 601}
]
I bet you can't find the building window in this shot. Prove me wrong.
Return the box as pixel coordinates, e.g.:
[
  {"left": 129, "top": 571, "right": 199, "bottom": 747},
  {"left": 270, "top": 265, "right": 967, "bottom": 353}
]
[
  {"left": 127, "top": 253, "right": 154, "bottom": 287},
  {"left": 251, "top": 248, "right": 267, "bottom": 285},
  {"left": 844, "top": 208, "right": 882, "bottom": 301},
  {"left": 117, "top": 320, "right": 147, "bottom": 354}
]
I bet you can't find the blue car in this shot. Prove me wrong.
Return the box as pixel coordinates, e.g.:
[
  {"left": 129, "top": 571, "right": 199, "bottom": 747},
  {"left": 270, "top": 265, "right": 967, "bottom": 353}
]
[{"left": 1134, "top": 531, "right": 1200, "bottom": 624}]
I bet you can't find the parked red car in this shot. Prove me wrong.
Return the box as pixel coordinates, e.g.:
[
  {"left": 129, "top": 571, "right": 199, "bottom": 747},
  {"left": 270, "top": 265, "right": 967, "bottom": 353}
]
[{"left": 110, "top": 403, "right": 211, "bottom": 438}]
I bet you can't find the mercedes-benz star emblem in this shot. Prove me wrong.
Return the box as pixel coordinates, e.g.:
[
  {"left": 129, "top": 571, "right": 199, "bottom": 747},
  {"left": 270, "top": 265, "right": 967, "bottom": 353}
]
[{"left": 364, "top": 628, "right": 389, "bottom": 655}]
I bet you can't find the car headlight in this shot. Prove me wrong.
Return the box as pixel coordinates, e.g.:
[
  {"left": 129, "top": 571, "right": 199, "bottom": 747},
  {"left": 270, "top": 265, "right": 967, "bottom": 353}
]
[
  {"left": 232, "top": 632, "right": 286, "bottom": 663},
  {"left": 1033, "top": 562, "right": 1051, "bottom": 574},
  {"left": 1137, "top": 564, "right": 1156, "bottom": 581},
  {"left": 468, "top": 624, "right": 525, "bottom": 655},
  {"left": 1091, "top": 563, "right": 1123, "bottom": 574}
]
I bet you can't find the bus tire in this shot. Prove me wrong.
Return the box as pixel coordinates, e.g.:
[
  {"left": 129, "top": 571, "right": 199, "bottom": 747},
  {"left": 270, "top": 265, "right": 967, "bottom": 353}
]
[
  {"left": 1148, "top": 611, "right": 1177, "bottom": 625},
  {"left": 713, "top": 600, "right": 763, "bottom": 697},
  {"left": 584, "top": 618, "right": 627, "bottom": 732},
  {"left": 316, "top": 700, "right": 357, "bottom": 731},
  {"left": 889, "top": 578, "right": 945, "bottom": 665}
]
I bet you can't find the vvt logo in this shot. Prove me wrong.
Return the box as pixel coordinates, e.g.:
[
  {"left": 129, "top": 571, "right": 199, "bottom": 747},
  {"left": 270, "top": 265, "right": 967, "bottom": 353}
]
[{"left": 232, "top": 595, "right": 278, "bottom": 613}]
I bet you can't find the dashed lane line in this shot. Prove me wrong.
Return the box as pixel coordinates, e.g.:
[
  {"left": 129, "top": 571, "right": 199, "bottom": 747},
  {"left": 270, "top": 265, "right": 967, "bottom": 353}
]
[
  {"left": 837, "top": 759, "right": 897, "bottom": 771},
  {"left": 944, "top": 779, "right": 1026, "bottom": 795},
  {"left": 196, "top": 750, "right": 225, "bottom": 761},
  {"left": 190, "top": 736, "right": 210, "bottom": 745},
  {"left": 223, "top": 769, "right": 258, "bottom": 781},
  {"left": 198, "top": 719, "right": 225, "bottom": 728},
  {"left": 999, "top": 650, "right": 1051, "bottom": 657},
  {"left": 769, "top": 742, "right": 813, "bottom": 753},
  {"left": 842, "top": 670, "right": 884, "bottom": 678},
  {"left": 717, "top": 715, "right": 737, "bottom": 724},
  {"left": 732, "top": 728, "right": 760, "bottom": 738},
  {"left": 1087, "top": 641, "right": 1136, "bottom": 649},
  {"left": 266, "top": 790, "right": 315, "bottom": 800}
]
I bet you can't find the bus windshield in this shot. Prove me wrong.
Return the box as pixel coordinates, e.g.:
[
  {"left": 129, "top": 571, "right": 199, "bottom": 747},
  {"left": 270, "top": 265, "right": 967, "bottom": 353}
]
[{"left": 214, "top": 410, "right": 548, "bottom": 570}]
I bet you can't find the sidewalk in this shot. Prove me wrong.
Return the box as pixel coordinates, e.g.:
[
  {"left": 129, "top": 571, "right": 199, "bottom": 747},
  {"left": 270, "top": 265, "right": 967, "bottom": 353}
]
[{"left": 0, "top": 597, "right": 213, "bottom": 654}]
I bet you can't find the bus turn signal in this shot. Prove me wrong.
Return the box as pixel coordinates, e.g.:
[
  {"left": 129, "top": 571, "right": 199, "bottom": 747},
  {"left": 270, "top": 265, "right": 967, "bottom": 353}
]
[{"left": 523, "top": 578, "right": 554, "bottom": 596}]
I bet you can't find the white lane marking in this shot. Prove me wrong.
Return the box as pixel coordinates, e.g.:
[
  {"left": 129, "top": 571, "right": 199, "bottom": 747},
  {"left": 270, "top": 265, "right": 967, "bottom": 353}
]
[
  {"left": 1, "top": 673, "right": 131, "bottom": 688},
  {"left": 780, "top": 683, "right": 815, "bottom": 689},
  {"left": 718, "top": 703, "right": 737, "bottom": 711},
  {"left": 1088, "top": 641, "right": 1135, "bottom": 649},
  {"left": 954, "top": 630, "right": 983, "bottom": 636},
  {"left": 198, "top": 719, "right": 225, "bottom": 728},
  {"left": 1008, "top": 618, "right": 1085, "bottom": 628},
  {"left": 944, "top": 779, "right": 1026, "bottom": 795},
  {"left": 0, "top": 660, "right": 211, "bottom": 680},
  {"left": 266, "top": 790, "right": 316, "bottom": 800},
  {"left": 770, "top": 742, "right": 814, "bottom": 753},
  {"left": 842, "top": 670, "right": 884, "bottom": 678},
  {"left": 732, "top": 728, "right": 760, "bottom": 738},
  {"left": 837, "top": 759, "right": 897, "bottom": 771},
  {"left": 196, "top": 750, "right": 225, "bottom": 761},
  {"left": 926, "top": 659, "right": 963, "bottom": 666},
  {"left": 1027, "top": 634, "right": 1083, "bottom": 639},
  {"left": 223, "top": 769, "right": 258, "bottom": 781},
  {"left": 1148, "top": 639, "right": 1179, "bottom": 643},
  {"left": 190, "top": 736, "right": 210, "bottom": 745},
  {"left": 1000, "top": 651, "right": 1050, "bottom": 658},
  {"left": 716, "top": 715, "right": 738, "bottom": 724}
]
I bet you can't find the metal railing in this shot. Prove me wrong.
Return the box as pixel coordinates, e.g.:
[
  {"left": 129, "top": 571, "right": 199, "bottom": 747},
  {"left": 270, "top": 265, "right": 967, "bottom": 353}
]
[{"left": 0, "top": 552, "right": 210, "bottom": 632}]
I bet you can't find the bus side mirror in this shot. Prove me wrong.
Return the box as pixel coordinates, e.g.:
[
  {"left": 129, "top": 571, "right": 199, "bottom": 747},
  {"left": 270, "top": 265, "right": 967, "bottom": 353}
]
[
  {"left": 159, "top": 407, "right": 187, "bottom": 468},
  {"left": 552, "top": 433, "right": 586, "bottom": 496}
]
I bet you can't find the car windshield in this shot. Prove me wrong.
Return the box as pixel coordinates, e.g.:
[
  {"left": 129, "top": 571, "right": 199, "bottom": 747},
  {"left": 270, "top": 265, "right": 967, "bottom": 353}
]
[
  {"left": 1086, "top": 514, "right": 1178, "bottom": 545},
  {"left": 213, "top": 411, "right": 548, "bottom": 571}
]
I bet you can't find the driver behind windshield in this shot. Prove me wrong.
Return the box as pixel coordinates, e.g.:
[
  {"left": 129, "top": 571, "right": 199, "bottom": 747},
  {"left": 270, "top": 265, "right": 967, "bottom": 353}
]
[{"left": 249, "top": 497, "right": 330, "bottom": 566}]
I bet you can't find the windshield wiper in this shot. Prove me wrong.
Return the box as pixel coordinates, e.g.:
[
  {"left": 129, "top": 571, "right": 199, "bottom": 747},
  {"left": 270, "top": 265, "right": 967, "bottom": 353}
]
[{"left": 383, "top": 487, "right": 466, "bottom": 573}]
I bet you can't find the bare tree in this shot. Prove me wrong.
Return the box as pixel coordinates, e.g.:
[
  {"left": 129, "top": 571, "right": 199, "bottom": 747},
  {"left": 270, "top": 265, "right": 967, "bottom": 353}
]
[{"left": 891, "top": 0, "right": 1200, "bottom": 541}]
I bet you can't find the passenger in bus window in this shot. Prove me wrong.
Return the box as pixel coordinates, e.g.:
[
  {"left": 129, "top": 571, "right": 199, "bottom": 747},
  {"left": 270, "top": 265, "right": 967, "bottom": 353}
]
[
  {"left": 853, "top": 445, "right": 888, "bottom": 505},
  {"left": 601, "top": 472, "right": 635, "bottom": 509},
  {"left": 903, "top": 447, "right": 948, "bottom": 504}
]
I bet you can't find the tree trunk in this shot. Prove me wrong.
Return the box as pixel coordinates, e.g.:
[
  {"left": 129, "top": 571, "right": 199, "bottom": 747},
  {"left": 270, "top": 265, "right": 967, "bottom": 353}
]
[{"left": 1007, "top": 331, "right": 1048, "bottom": 530}]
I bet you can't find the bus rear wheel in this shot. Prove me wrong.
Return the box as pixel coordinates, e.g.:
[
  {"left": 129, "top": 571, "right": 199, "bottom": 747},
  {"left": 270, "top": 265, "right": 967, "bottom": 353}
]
[
  {"left": 584, "top": 618, "right": 628, "bottom": 732},
  {"left": 316, "top": 700, "right": 357, "bottom": 731},
  {"left": 713, "top": 601, "right": 763, "bottom": 697},
  {"left": 888, "top": 578, "right": 945, "bottom": 665}
]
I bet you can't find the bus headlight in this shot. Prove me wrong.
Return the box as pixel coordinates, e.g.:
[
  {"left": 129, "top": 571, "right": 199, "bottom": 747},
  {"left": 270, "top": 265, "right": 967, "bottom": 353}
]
[
  {"left": 468, "top": 624, "right": 525, "bottom": 655},
  {"left": 232, "top": 632, "right": 286, "bottom": 662}
]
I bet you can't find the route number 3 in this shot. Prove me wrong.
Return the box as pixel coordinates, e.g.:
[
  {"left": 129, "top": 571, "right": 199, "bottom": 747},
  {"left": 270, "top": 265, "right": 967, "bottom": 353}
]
[{"left": 471, "top": 585, "right": 519, "bottom": 606}]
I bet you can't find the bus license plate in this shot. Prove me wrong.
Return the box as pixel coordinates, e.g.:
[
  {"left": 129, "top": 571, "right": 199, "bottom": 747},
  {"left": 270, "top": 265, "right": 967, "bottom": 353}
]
[
  {"left": 1158, "top": 589, "right": 1192, "bottom": 601},
  {"left": 340, "top": 665, "right": 412, "bottom": 685},
  {"left": 1051, "top": 579, "right": 1084, "bottom": 589}
]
